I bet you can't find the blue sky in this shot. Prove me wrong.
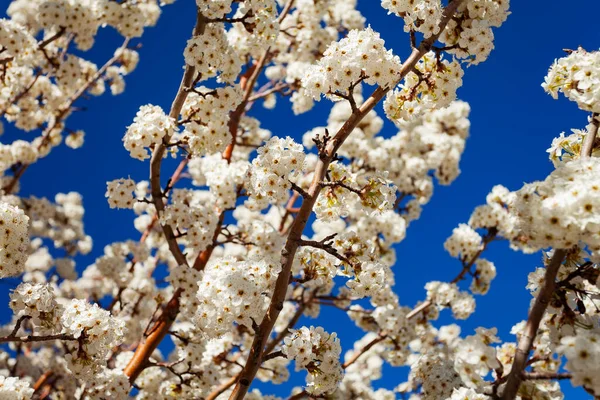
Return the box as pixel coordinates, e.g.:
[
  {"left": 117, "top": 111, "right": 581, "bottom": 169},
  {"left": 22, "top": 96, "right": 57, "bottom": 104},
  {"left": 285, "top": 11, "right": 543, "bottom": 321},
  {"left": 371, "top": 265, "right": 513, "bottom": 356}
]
[{"left": 2, "top": 1, "right": 600, "bottom": 398}]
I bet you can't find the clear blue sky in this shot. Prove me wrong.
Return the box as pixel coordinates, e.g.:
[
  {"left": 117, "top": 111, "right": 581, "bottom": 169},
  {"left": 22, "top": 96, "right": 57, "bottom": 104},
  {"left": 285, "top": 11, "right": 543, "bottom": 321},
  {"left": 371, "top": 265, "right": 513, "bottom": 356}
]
[{"left": 2, "top": 1, "right": 599, "bottom": 398}]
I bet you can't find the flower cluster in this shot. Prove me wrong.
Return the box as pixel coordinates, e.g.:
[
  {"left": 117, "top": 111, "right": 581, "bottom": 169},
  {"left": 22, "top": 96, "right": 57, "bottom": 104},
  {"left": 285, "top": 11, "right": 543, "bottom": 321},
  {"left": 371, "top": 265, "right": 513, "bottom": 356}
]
[
  {"left": 439, "top": 0, "right": 510, "bottom": 65},
  {"left": 558, "top": 331, "right": 600, "bottom": 395},
  {"left": 196, "top": 0, "right": 233, "bottom": 19},
  {"left": 346, "top": 261, "right": 389, "bottom": 298},
  {"left": 36, "top": 0, "right": 160, "bottom": 49},
  {"left": 105, "top": 178, "right": 136, "bottom": 209},
  {"left": 123, "top": 105, "right": 175, "bottom": 161},
  {"left": 509, "top": 157, "right": 600, "bottom": 258},
  {"left": 180, "top": 85, "right": 243, "bottom": 156},
  {"left": 444, "top": 223, "right": 483, "bottom": 261},
  {"left": 314, "top": 163, "right": 396, "bottom": 221},
  {"left": 453, "top": 328, "right": 501, "bottom": 388},
  {"left": 412, "top": 353, "right": 462, "bottom": 399},
  {"left": 543, "top": 48, "right": 600, "bottom": 113},
  {"left": 23, "top": 192, "right": 92, "bottom": 256},
  {"left": 302, "top": 27, "right": 402, "bottom": 101},
  {"left": 195, "top": 256, "right": 281, "bottom": 337},
  {"left": 282, "top": 326, "right": 343, "bottom": 395},
  {"left": 0, "top": 19, "right": 37, "bottom": 64},
  {"left": 381, "top": 0, "right": 443, "bottom": 38},
  {"left": 448, "top": 387, "right": 490, "bottom": 400},
  {"left": 194, "top": 154, "right": 248, "bottom": 210},
  {"left": 0, "top": 202, "right": 30, "bottom": 278},
  {"left": 425, "top": 281, "right": 476, "bottom": 319},
  {"left": 9, "top": 282, "right": 58, "bottom": 332},
  {"left": 183, "top": 24, "right": 242, "bottom": 84},
  {"left": 0, "top": 376, "right": 33, "bottom": 400},
  {"left": 247, "top": 136, "right": 306, "bottom": 209},
  {"left": 384, "top": 52, "right": 463, "bottom": 121},
  {"left": 468, "top": 185, "right": 517, "bottom": 238},
  {"left": 161, "top": 189, "right": 219, "bottom": 254},
  {"left": 228, "top": 0, "right": 279, "bottom": 55},
  {"left": 85, "top": 368, "right": 130, "bottom": 400},
  {"left": 61, "top": 299, "right": 126, "bottom": 376}
]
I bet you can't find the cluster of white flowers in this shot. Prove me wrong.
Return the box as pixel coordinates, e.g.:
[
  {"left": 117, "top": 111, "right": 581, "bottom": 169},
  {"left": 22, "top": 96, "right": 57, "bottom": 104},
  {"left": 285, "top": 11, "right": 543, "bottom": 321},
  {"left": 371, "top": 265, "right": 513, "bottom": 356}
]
[
  {"left": 95, "top": 241, "right": 149, "bottom": 287},
  {"left": 105, "top": 178, "right": 136, "bottom": 209},
  {"left": 85, "top": 368, "right": 130, "bottom": 400},
  {"left": 444, "top": 223, "right": 483, "bottom": 261},
  {"left": 24, "top": 192, "right": 92, "bottom": 256},
  {"left": 168, "top": 265, "right": 202, "bottom": 317},
  {"left": 411, "top": 353, "right": 462, "bottom": 399},
  {"left": 314, "top": 163, "right": 396, "bottom": 221},
  {"left": 470, "top": 259, "right": 496, "bottom": 295},
  {"left": 440, "top": 0, "right": 510, "bottom": 65},
  {"left": 36, "top": 0, "right": 160, "bottom": 49},
  {"left": 61, "top": 299, "right": 126, "bottom": 376},
  {"left": 195, "top": 256, "right": 281, "bottom": 336},
  {"left": 247, "top": 136, "right": 306, "bottom": 209},
  {"left": 314, "top": 163, "right": 354, "bottom": 221},
  {"left": 454, "top": 328, "right": 500, "bottom": 388},
  {"left": 425, "top": 281, "right": 476, "bottom": 319},
  {"left": 161, "top": 189, "right": 219, "bottom": 254},
  {"left": 312, "top": 100, "right": 470, "bottom": 232},
  {"left": 558, "top": 331, "right": 600, "bottom": 395},
  {"left": 384, "top": 52, "right": 463, "bottom": 121},
  {"left": 228, "top": 0, "right": 279, "bottom": 55},
  {"left": 183, "top": 24, "right": 242, "bottom": 84},
  {"left": 193, "top": 154, "right": 248, "bottom": 210},
  {"left": 282, "top": 326, "right": 343, "bottom": 395},
  {"left": 9, "top": 282, "right": 58, "bottom": 332},
  {"left": 180, "top": 86, "right": 243, "bottom": 156},
  {"left": 448, "top": 387, "right": 490, "bottom": 400},
  {"left": 381, "top": 0, "right": 443, "bottom": 38},
  {"left": 346, "top": 261, "right": 390, "bottom": 298},
  {"left": 468, "top": 185, "right": 517, "bottom": 238},
  {"left": 543, "top": 48, "right": 600, "bottom": 113},
  {"left": 302, "top": 27, "right": 402, "bottom": 101},
  {"left": 509, "top": 157, "right": 600, "bottom": 258},
  {"left": 0, "top": 19, "right": 37, "bottom": 64},
  {"left": 0, "top": 202, "right": 30, "bottom": 278},
  {"left": 546, "top": 120, "right": 600, "bottom": 167},
  {"left": 381, "top": 0, "right": 509, "bottom": 62},
  {"left": 0, "top": 376, "right": 34, "bottom": 400},
  {"left": 293, "top": 246, "right": 338, "bottom": 291},
  {"left": 123, "top": 105, "right": 175, "bottom": 161},
  {"left": 196, "top": 0, "right": 233, "bottom": 19}
]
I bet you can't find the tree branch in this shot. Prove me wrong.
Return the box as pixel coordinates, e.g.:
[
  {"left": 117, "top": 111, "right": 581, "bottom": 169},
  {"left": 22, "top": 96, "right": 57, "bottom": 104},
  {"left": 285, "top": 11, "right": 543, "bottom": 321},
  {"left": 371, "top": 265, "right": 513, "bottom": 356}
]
[
  {"left": 501, "top": 249, "right": 568, "bottom": 399},
  {"left": 122, "top": 12, "right": 206, "bottom": 384},
  {"left": 228, "top": 1, "right": 467, "bottom": 398},
  {"left": 581, "top": 113, "right": 599, "bottom": 157}
]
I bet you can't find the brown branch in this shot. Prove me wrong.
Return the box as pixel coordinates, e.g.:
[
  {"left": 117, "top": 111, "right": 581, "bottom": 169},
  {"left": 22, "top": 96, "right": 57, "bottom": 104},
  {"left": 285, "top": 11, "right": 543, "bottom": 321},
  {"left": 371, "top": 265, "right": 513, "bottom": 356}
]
[
  {"left": 522, "top": 372, "right": 572, "bottom": 381},
  {"left": 341, "top": 333, "right": 387, "bottom": 369},
  {"left": 205, "top": 375, "right": 239, "bottom": 400},
  {"left": 581, "top": 113, "right": 599, "bottom": 157},
  {"left": 32, "top": 371, "right": 54, "bottom": 397},
  {"left": 148, "top": 11, "right": 206, "bottom": 268},
  {"left": 501, "top": 249, "right": 568, "bottom": 400},
  {"left": 122, "top": 12, "right": 207, "bottom": 384},
  {"left": 228, "top": 2, "right": 467, "bottom": 398},
  {"left": 222, "top": 47, "right": 271, "bottom": 162}
]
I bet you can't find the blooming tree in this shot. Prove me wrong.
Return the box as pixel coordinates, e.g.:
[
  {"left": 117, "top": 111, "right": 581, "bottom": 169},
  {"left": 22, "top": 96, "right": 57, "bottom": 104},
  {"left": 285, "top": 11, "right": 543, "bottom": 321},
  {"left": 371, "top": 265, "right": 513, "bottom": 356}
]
[{"left": 0, "top": 0, "right": 598, "bottom": 399}]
